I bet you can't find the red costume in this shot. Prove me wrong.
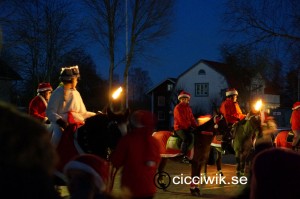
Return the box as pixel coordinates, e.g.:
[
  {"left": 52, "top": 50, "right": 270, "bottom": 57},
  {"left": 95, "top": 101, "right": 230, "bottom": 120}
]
[
  {"left": 220, "top": 98, "right": 245, "bottom": 124},
  {"left": 29, "top": 95, "right": 48, "bottom": 122},
  {"left": 111, "top": 110, "right": 161, "bottom": 198},
  {"left": 290, "top": 102, "right": 300, "bottom": 147},
  {"left": 29, "top": 82, "right": 52, "bottom": 122},
  {"left": 174, "top": 102, "right": 197, "bottom": 130}
]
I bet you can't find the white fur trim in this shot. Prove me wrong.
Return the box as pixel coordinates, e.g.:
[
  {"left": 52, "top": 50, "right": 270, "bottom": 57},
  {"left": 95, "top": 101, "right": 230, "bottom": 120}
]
[
  {"left": 226, "top": 90, "right": 238, "bottom": 96},
  {"left": 292, "top": 105, "right": 300, "bottom": 110},
  {"left": 64, "top": 160, "right": 106, "bottom": 191},
  {"left": 178, "top": 94, "right": 190, "bottom": 100}
]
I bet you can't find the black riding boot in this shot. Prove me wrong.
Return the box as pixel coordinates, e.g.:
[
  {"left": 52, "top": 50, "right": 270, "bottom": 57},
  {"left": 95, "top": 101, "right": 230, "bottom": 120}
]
[{"left": 180, "top": 142, "right": 190, "bottom": 164}]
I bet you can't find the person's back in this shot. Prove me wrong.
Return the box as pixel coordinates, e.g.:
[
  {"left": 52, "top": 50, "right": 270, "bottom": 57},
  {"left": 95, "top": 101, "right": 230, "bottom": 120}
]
[
  {"left": 0, "top": 101, "right": 60, "bottom": 199},
  {"left": 111, "top": 110, "right": 161, "bottom": 199},
  {"left": 250, "top": 148, "right": 300, "bottom": 199}
]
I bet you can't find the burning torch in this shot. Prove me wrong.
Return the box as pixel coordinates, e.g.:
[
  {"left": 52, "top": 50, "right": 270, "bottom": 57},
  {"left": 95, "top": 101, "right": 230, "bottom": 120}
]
[
  {"left": 254, "top": 99, "right": 263, "bottom": 112},
  {"left": 112, "top": 87, "right": 123, "bottom": 100},
  {"left": 111, "top": 86, "right": 123, "bottom": 112}
]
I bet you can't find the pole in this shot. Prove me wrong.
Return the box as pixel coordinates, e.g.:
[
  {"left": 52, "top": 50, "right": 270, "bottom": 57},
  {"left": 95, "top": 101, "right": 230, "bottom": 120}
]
[{"left": 125, "top": 0, "right": 129, "bottom": 109}]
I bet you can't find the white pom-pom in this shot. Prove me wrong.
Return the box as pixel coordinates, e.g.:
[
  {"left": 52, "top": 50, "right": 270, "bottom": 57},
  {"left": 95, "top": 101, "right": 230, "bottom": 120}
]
[{"left": 214, "top": 124, "right": 218, "bottom": 129}]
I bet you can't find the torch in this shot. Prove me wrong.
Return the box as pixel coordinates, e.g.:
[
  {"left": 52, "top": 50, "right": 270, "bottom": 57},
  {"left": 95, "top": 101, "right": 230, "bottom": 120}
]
[
  {"left": 111, "top": 87, "right": 123, "bottom": 112},
  {"left": 254, "top": 99, "right": 263, "bottom": 112}
]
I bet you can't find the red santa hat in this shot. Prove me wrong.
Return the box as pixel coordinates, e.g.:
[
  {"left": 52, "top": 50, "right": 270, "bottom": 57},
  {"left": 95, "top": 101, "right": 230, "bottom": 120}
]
[
  {"left": 64, "top": 154, "right": 110, "bottom": 192},
  {"left": 226, "top": 88, "right": 238, "bottom": 97},
  {"left": 37, "top": 82, "right": 53, "bottom": 93},
  {"left": 130, "top": 110, "right": 157, "bottom": 128},
  {"left": 178, "top": 91, "right": 191, "bottom": 100},
  {"left": 292, "top": 102, "right": 300, "bottom": 110}
]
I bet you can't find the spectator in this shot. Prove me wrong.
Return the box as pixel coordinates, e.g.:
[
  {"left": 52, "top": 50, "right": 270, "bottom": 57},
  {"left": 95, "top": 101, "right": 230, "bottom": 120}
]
[
  {"left": 290, "top": 101, "right": 300, "bottom": 150},
  {"left": 111, "top": 110, "right": 161, "bottom": 199},
  {"left": 173, "top": 90, "right": 198, "bottom": 163},
  {"left": 0, "top": 100, "right": 61, "bottom": 199},
  {"left": 29, "top": 82, "right": 53, "bottom": 123},
  {"left": 64, "top": 154, "right": 113, "bottom": 199},
  {"left": 250, "top": 148, "right": 300, "bottom": 199}
]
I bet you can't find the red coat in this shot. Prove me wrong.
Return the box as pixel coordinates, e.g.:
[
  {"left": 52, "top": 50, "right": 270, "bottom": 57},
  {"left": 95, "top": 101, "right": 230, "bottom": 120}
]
[
  {"left": 111, "top": 127, "right": 162, "bottom": 198},
  {"left": 220, "top": 98, "right": 245, "bottom": 124},
  {"left": 291, "top": 109, "right": 300, "bottom": 131},
  {"left": 173, "top": 102, "right": 197, "bottom": 131},
  {"left": 29, "top": 95, "right": 47, "bottom": 122}
]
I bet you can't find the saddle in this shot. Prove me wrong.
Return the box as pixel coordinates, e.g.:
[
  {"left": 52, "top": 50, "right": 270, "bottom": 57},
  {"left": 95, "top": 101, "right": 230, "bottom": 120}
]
[{"left": 166, "top": 133, "right": 193, "bottom": 150}]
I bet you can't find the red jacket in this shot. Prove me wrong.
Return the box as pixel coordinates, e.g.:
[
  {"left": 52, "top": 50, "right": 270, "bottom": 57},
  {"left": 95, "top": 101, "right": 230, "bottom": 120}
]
[
  {"left": 173, "top": 102, "right": 197, "bottom": 131},
  {"left": 29, "top": 95, "right": 47, "bottom": 122},
  {"left": 220, "top": 98, "right": 245, "bottom": 124},
  {"left": 291, "top": 109, "right": 300, "bottom": 131},
  {"left": 111, "top": 127, "right": 162, "bottom": 198}
]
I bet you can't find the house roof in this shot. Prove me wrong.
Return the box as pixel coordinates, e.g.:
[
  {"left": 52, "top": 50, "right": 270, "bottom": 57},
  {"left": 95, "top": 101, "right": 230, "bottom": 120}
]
[
  {"left": 0, "top": 59, "right": 22, "bottom": 80},
  {"left": 177, "top": 59, "right": 239, "bottom": 88},
  {"left": 146, "top": 78, "right": 177, "bottom": 94}
]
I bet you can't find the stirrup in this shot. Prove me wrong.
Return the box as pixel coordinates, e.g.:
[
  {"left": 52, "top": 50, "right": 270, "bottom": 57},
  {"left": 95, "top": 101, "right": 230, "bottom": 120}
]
[{"left": 181, "top": 156, "right": 190, "bottom": 164}]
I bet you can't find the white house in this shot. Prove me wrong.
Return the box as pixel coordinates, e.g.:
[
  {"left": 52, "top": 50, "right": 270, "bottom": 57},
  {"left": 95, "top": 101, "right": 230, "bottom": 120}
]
[
  {"left": 174, "top": 59, "right": 229, "bottom": 114},
  {"left": 148, "top": 59, "right": 280, "bottom": 130}
]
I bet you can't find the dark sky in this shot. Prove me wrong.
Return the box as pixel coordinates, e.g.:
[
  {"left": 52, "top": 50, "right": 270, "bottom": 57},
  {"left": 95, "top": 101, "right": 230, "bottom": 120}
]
[{"left": 91, "top": 0, "right": 228, "bottom": 86}]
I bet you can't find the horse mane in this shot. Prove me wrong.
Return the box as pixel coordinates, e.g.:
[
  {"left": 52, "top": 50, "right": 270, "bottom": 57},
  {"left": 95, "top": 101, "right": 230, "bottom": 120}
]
[{"left": 195, "top": 114, "right": 227, "bottom": 136}]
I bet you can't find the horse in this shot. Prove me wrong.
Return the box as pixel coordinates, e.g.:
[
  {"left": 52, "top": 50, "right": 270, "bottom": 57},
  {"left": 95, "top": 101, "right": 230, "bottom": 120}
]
[
  {"left": 205, "top": 116, "right": 278, "bottom": 176},
  {"left": 232, "top": 111, "right": 264, "bottom": 176},
  {"left": 152, "top": 114, "right": 228, "bottom": 196},
  {"left": 54, "top": 108, "right": 130, "bottom": 184}
]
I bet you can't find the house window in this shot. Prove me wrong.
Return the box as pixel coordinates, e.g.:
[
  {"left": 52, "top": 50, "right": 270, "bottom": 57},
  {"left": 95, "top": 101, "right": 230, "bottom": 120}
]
[
  {"left": 167, "top": 84, "right": 173, "bottom": 91},
  {"left": 195, "top": 83, "right": 209, "bottom": 96},
  {"left": 158, "top": 111, "right": 165, "bottom": 121},
  {"left": 198, "top": 69, "right": 206, "bottom": 75},
  {"left": 157, "top": 96, "right": 165, "bottom": 106}
]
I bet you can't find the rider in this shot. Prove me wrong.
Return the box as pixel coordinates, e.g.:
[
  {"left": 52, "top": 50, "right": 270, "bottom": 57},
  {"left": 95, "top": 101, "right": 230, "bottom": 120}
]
[
  {"left": 219, "top": 88, "right": 246, "bottom": 150},
  {"left": 173, "top": 90, "right": 198, "bottom": 163},
  {"left": 46, "top": 65, "right": 96, "bottom": 148},
  {"left": 290, "top": 101, "right": 300, "bottom": 150},
  {"left": 29, "top": 82, "right": 52, "bottom": 123}
]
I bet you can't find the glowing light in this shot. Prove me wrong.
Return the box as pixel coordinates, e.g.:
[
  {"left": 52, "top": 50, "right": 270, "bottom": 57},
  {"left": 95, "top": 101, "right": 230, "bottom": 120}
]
[
  {"left": 112, "top": 87, "right": 123, "bottom": 100},
  {"left": 254, "top": 99, "right": 263, "bottom": 111}
]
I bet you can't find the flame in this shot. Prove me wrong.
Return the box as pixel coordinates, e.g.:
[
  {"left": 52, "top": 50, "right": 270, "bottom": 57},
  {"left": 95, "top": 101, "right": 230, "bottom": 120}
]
[
  {"left": 254, "top": 99, "right": 263, "bottom": 111},
  {"left": 112, "top": 87, "right": 123, "bottom": 100}
]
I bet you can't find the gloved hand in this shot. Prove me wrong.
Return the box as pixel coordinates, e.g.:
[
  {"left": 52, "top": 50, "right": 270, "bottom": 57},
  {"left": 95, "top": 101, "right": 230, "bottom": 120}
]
[
  {"left": 44, "top": 117, "right": 50, "bottom": 124},
  {"left": 56, "top": 118, "right": 69, "bottom": 130}
]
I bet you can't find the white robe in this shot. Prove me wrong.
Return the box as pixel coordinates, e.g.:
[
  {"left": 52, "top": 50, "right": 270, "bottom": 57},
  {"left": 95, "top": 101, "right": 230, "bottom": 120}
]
[{"left": 46, "top": 86, "right": 95, "bottom": 146}]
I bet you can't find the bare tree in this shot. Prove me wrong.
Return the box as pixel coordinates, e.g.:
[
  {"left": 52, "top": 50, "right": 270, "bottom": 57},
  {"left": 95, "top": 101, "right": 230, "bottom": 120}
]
[
  {"left": 82, "top": 0, "right": 175, "bottom": 110},
  {"left": 82, "top": 0, "right": 124, "bottom": 105},
  {"left": 224, "top": 0, "right": 300, "bottom": 45},
  {"left": 4, "top": 0, "right": 81, "bottom": 97},
  {"left": 128, "top": 67, "right": 152, "bottom": 106}
]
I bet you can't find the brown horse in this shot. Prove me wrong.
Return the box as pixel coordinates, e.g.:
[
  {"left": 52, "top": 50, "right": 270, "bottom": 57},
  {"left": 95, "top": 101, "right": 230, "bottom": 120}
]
[
  {"left": 54, "top": 108, "right": 129, "bottom": 184},
  {"left": 232, "top": 111, "right": 263, "bottom": 176},
  {"left": 152, "top": 114, "right": 228, "bottom": 196},
  {"left": 205, "top": 116, "right": 278, "bottom": 177}
]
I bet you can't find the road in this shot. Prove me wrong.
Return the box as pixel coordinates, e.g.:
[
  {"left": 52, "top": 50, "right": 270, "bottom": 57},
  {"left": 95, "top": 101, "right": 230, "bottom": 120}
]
[{"left": 111, "top": 154, "right": 250, "bottom": 199}]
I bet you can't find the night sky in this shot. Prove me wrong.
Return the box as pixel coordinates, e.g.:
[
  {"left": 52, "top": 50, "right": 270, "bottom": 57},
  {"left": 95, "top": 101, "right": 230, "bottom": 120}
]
[{"left": 89, "top": 0, "right": 228, "bottom": 86}]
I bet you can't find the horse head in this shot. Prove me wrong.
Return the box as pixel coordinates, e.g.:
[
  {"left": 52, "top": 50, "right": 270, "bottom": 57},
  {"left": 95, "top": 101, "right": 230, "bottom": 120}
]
[
  {"left": 76, "top": 108, "right": 130, "bottom": 159},
  {"left": 195, "top": 113, "right": 227, "bottom": 136}
]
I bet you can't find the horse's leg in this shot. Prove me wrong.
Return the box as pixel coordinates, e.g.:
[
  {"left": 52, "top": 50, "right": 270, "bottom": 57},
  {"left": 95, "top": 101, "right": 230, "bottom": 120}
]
[
  {"left": 216, "top": 150, "right": 223, "bottom": 176},
  {"left": 235, "top": 152, "right": 241, "bottom": 176},
  {"left": 190, "top": 160, "right": 201, "bottom": 196}
]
